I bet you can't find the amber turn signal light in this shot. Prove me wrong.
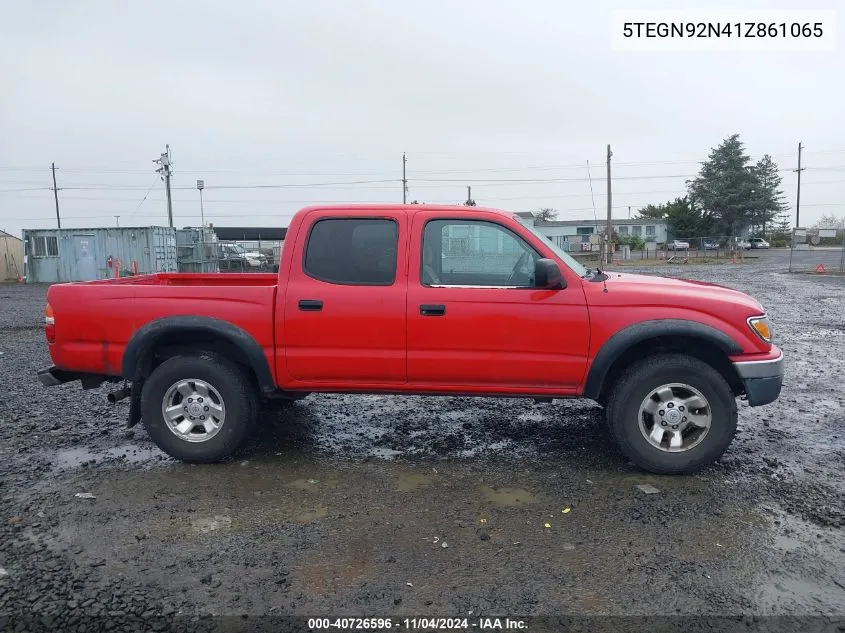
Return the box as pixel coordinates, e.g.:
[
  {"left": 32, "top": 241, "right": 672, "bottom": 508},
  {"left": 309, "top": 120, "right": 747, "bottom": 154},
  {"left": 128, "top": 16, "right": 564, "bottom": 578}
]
[{"left": 748, "top": 316, "right": 772, "bottom": 343}]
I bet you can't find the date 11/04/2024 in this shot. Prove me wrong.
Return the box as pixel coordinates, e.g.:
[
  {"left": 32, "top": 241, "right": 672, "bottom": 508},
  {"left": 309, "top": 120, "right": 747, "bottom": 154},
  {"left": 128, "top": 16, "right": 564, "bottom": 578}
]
[
  {"left": 622, "top": 22, "right": 824, "bottom": 38},
  {"left": 307, "top": 617, "right": 528, "bottom": 630}
]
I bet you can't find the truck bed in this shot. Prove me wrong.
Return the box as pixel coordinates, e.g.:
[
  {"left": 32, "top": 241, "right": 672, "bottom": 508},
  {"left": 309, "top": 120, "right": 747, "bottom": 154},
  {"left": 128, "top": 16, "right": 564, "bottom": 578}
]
[
  {"left": 79, "top": 272, "right": 279, "bottom": 287},
  {"left": 46, "top": 273, "right": 278, "bottom": 379}
]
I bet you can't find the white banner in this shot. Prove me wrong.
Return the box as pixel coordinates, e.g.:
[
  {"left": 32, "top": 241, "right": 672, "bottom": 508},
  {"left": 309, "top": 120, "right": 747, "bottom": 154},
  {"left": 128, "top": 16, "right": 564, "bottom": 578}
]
[{"left": 611, "top": 10, "right": 837, "bottom": 51}]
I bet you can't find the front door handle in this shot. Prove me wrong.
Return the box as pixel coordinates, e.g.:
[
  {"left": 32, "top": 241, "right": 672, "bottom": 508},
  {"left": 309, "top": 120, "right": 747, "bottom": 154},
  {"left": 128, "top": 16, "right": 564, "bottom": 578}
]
[
  {"left": 298, "top": 299, "right": 323, "bottom": 311},
  {"left": 420, "top": 304, "right": 446, "bottom": 316}
]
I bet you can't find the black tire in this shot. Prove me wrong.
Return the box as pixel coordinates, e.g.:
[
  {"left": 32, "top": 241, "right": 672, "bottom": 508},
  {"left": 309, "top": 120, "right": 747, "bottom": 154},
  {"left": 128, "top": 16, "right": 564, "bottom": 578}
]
[
  {"left": 605, "top": 353, "right": 737, "bottom": 475},
  {"left": 141, "top": 352, "right": 257, "bottom": 463}
]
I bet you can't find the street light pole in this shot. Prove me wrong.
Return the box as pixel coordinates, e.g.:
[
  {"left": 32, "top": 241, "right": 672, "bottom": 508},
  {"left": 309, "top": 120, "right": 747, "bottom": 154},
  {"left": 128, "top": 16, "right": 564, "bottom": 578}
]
[{"left": 196, "top": 179, "right": 205, "bottom": 228}]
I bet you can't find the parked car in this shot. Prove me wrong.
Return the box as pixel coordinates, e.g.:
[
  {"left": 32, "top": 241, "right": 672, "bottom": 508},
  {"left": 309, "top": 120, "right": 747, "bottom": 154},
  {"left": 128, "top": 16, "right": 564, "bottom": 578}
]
[
  {"left": 219, "top": 243, "right": 267, "bottom": 270},
  {"left": 37, "top": 204, "right": 783, "bottom": 475},
  {"left": 749, "top": 238, "right": 770, "bottom": 249},
  {"left": 667, "top": 239, "right": 690, "bottom": 250},
  {"left": 737, "top": 239, "right": 752, "bottom": 250}
]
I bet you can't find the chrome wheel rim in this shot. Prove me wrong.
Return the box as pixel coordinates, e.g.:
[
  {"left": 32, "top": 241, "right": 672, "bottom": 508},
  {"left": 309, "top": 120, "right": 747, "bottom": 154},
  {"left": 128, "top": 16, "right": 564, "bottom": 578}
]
[
  {"left": 161, "top": 379, "right": 226, "bottom": 443},
  {"left": 637, "top": 383, "right": 712, "bottom": 453}
]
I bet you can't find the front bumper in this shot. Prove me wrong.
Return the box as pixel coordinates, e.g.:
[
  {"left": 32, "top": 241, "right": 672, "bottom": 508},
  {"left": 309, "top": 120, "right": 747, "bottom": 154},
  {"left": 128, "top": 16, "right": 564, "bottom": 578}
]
[{"left": 733, "top": 349, "right": 784, "bottom": 406}]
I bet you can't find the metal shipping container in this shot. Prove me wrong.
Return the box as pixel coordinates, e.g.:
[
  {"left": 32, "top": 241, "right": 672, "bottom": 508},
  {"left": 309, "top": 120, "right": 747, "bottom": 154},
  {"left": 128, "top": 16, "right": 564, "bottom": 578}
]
[{"left": 22, "top": 227, "right": 178, "bottom": 283}]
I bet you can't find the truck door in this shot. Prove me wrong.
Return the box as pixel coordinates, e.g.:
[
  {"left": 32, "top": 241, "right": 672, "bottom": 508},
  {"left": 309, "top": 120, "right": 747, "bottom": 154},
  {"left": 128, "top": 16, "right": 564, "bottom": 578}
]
[
  {"left": 406, "top": 212, "right": 590, "bottom": 390},
  {"left": 282, "top": 211, "right": 408, "bottom": 384}
]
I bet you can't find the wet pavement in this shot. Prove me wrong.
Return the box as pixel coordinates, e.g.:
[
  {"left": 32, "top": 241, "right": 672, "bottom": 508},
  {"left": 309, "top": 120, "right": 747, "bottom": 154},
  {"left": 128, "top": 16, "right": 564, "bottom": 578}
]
[{"left": 0, "top": 259, "right": 843, "bottom": 630}]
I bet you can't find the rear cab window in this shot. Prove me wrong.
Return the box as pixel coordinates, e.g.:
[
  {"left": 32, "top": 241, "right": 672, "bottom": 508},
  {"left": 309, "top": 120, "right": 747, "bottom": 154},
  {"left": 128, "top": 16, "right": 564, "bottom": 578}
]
[{"left": 303, "top": 217, "right": 399, "bottom": 285}]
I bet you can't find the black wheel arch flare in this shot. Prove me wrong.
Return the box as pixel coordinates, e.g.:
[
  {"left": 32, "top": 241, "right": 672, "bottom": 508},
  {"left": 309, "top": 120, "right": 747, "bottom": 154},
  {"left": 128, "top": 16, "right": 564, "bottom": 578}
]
[
  {"left": 121, "top": 316, "right": 275, "bottom": 393},
  {"left": 583, "top": 319, "right": 743, "bottom": 401}
]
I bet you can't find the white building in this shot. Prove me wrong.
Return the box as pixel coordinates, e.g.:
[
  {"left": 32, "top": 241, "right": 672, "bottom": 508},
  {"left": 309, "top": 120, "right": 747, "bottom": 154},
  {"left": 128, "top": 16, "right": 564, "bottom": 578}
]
[{"left": 514, "top": 212, "right": 668, "bottom": 251}]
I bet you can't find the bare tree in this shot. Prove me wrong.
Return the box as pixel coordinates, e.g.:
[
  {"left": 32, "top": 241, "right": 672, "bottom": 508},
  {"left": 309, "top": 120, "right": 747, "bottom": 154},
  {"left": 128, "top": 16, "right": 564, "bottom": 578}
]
[
  {"left": 533, "top": 208, "right": 558, "bottom": 222},
  {"left": 814, "top": 213, "right": 845, "bottom": 229}
]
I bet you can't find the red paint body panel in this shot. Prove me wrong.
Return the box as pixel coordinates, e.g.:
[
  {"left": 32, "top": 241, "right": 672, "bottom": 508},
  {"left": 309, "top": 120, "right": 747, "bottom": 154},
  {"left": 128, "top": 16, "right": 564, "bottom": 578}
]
[
  {"left": 44, "top": 204, "right": 775, "bottom": 398},
  {"left": 281, "top": 208, "right": 409, "bottom": 383},
  {"left": 405, "top": 209, "right": 590, "bottom": 389}
]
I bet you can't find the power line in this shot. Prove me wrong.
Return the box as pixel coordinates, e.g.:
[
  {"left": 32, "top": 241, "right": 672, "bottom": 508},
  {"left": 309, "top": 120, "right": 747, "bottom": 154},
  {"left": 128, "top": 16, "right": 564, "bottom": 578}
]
[
  {"left": 13, "top": 200, "right": 845, "bottom": 223},
  {"left": 4, "top": 150, "right": 845, "bottom": 176},
  {"left": 2, "top": 164, "right": 845, "bottom": 192},
  {"left": 127, "top": 178, "right": 160, "bottom": 221}
]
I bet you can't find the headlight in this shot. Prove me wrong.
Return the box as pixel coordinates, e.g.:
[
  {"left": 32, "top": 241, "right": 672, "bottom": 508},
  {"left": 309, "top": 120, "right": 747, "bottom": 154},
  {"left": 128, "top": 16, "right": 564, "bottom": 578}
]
[{"left": 748, "top": 315, "right": 772, "bottom": 343}]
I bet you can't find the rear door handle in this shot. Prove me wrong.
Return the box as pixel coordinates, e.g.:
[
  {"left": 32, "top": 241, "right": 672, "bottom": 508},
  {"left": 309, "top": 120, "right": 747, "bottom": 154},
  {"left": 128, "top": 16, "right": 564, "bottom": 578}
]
[
  {"left": 298, "top": 299, "right": 323, "bottom": 311},
  {"left": 420, "top": 304, "right": 446, "bottom": 316}
]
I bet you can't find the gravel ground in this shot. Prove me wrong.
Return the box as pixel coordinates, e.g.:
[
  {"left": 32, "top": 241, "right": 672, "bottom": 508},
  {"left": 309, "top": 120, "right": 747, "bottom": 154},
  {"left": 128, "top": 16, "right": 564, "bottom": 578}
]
[{"left": 0, "top": 258, "right": 844, "bottom": 632}]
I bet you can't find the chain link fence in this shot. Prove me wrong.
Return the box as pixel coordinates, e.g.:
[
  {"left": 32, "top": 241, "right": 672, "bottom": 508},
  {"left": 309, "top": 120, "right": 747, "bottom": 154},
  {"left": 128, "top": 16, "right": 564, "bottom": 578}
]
[
  {"left": 609, "top": 235, "right": 756, "bottom": 262},
  {"left": 788, "top": 227, "right": 845, "bottom": 273},
  {"left": 175, "top": 228, "right": 282, "bottom": 273}
]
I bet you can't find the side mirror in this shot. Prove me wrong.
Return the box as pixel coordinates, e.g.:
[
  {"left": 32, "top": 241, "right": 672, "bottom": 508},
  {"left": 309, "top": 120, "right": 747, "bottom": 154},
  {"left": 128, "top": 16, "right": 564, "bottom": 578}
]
[{"left": 534, "top": 258, "right": 564, "bottom": 289}]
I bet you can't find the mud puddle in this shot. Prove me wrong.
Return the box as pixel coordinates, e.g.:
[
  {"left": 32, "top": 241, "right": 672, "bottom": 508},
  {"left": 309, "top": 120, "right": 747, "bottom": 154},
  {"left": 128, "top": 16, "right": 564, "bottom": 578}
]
[{"left": 48, "top": 443, "right": 169, "bottom": 470}]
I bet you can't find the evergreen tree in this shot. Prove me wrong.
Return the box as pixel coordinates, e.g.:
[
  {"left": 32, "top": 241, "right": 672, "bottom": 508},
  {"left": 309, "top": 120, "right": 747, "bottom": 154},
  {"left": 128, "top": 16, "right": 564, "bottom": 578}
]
[
  {"left": 637, "top": 197, "right": 703, "bottom": 237},
  {"left": 773, "top": 211, "right": 791, "bottom": 233},
  {"left": 687, "top": 134, "right": 758, "bottom": 236},
  {"left": 751, "top": 154, "right": 789, "bottom": 234},
  {"left": 636, "top": 204, "right": 667, "bottom": 220}
]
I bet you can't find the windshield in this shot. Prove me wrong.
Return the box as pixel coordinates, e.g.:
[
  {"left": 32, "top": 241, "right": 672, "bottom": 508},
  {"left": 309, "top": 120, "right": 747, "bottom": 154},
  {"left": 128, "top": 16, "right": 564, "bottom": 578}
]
[
  {"left": 522, "top": 221, "right": 588, "bottom": 277},
  {"left": 228, "top": 244, "right": 246, "bottom": 254}
]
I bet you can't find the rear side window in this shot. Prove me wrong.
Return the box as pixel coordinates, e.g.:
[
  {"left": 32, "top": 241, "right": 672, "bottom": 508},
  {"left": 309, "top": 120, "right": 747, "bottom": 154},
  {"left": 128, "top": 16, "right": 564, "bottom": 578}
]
[{"left": 304, "top": 218, "right": 398, "bottom": 285}]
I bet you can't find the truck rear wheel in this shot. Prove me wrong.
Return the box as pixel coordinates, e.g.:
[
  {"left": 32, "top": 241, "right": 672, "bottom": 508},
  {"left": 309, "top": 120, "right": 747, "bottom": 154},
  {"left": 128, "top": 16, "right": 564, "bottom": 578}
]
[
  {"left": 605, "top": 353, "right": 737, "bottom": 475},
  {"left": 141, "top": 352, "right": 257, "bottom": 463}
]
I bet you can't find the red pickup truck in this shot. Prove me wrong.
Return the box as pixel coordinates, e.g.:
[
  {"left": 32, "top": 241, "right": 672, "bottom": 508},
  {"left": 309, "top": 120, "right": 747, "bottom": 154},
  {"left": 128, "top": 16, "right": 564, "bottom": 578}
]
[{"left": 38, "top": 204, "right": 783, "bottom": 474}]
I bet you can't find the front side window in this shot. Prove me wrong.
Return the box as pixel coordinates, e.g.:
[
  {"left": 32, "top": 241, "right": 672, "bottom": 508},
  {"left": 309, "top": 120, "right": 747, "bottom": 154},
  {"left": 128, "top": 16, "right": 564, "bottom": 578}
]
[
  {"left": 422, "top": 219, "right": 540, "bottom": 287},
  {"left": 304, "top": 218, "right": 398, "bottom": 285}
]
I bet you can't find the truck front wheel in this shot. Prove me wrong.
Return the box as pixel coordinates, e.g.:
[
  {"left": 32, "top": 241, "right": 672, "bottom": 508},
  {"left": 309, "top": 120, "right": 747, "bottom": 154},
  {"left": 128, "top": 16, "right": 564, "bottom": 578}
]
[
  {"left": 141, "top": 353, "right": 257, "bottom": 463},
  {"left": 605, "top": 353, "right": 737, "bottom": 475}
]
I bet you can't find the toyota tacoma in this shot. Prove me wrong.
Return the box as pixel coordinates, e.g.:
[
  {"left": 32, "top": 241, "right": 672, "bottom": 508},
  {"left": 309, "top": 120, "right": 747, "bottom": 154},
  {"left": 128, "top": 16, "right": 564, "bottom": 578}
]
[{"left": 37, "top": 204, "right": 783, "bottom": 474}]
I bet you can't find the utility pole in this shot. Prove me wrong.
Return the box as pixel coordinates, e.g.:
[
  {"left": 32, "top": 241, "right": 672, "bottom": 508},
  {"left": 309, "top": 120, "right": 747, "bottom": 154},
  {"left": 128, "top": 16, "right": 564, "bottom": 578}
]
[
  {"left": 605, "top": 144, "right": 613, "bottom": 265},
  {"left": 154, "top": 145, "right": 174, "bottom": 227},
  {"left": 51, "top": 162, "right": 61, "bottom": 229},
  {"left": 402, "top": 153, "right": 408, "bottom": 204},
  {"left": 794, "top": 141, "right": 804, "bottom": 228}
]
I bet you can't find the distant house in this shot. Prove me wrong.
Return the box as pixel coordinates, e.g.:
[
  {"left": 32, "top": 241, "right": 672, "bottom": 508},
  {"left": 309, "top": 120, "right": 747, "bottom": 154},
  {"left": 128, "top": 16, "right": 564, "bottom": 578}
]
[{"left": 515, "top": 213, "right": 668, "bottom": 250}]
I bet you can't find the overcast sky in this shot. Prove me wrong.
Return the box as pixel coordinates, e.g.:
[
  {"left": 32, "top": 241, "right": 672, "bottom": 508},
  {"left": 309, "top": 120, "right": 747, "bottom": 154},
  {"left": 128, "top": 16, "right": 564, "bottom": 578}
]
[{"left": 1, "top": 0, "right": 842, "bottom": 238}]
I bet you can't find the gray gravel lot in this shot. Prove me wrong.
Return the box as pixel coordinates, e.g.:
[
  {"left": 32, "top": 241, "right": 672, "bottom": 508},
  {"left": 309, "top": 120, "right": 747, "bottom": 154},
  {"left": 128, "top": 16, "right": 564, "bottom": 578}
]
[{"left": 0, "top": 256, "right": 843, "bottom": 632}]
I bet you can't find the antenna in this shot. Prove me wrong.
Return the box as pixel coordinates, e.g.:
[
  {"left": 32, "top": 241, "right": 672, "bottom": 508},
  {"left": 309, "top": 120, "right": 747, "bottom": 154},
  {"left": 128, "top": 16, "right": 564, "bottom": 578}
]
[
  {"left": 586, "top": 160, "right": 598, "bottom": 229},
  {"left": 586, "top": 160, "right": 608, "bottom": 292}
]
